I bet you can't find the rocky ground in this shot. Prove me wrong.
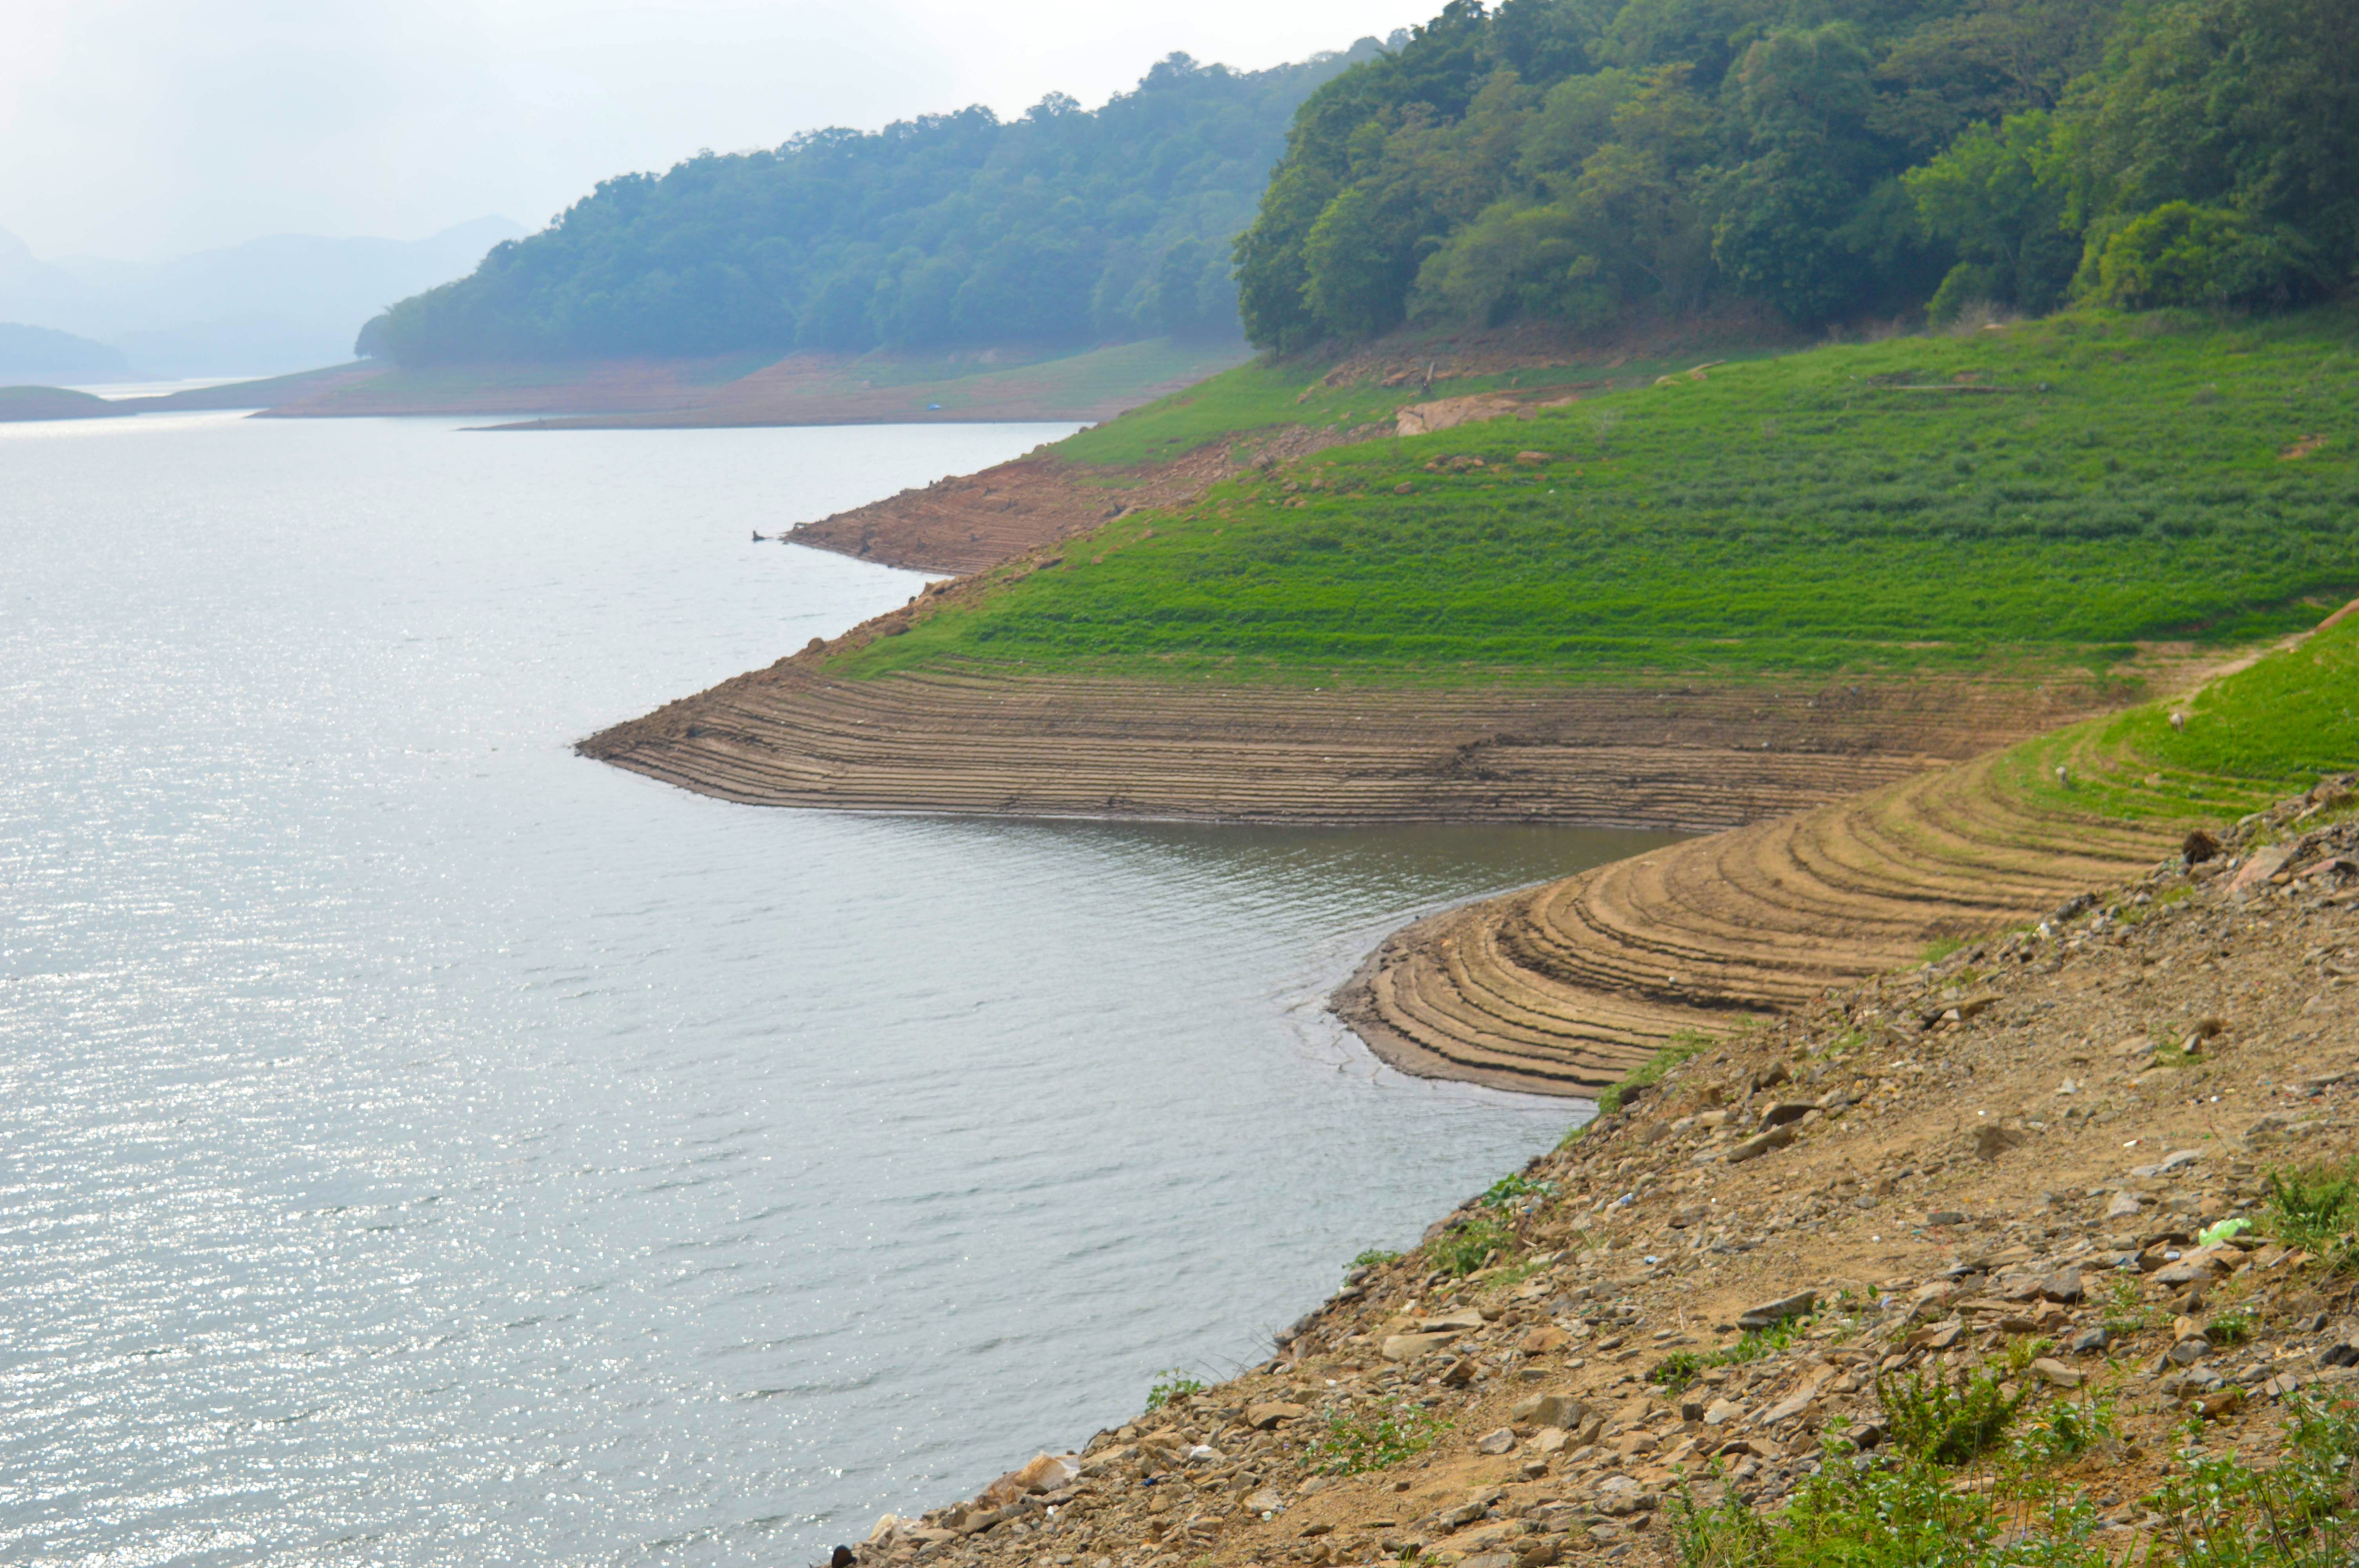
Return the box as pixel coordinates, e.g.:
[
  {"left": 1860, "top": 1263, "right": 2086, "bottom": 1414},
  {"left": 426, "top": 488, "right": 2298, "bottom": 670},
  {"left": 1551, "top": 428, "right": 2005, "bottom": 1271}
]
[{"left": 851, "top": 782, "right": 2357, "bottom": 1568}]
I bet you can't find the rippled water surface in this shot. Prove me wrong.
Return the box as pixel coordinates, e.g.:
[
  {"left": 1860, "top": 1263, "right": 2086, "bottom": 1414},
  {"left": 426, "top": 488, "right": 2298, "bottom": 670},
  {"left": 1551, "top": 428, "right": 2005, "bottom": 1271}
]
[{"left": 0, "top": 411, "right": 1672, "bottom": 1566}]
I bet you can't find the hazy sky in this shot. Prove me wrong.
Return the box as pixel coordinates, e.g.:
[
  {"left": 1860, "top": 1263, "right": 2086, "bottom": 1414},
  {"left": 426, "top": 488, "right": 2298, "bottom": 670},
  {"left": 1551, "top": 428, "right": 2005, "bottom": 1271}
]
[{"left": 5, "top": 0, "right": 1439, "bottom": 262}]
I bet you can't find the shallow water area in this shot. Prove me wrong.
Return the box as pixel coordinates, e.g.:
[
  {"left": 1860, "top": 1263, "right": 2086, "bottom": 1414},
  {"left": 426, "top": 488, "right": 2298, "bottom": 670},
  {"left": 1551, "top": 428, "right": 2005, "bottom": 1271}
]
[{"left": 0, "top": 410, "right": 1669, "bottom": 1566}]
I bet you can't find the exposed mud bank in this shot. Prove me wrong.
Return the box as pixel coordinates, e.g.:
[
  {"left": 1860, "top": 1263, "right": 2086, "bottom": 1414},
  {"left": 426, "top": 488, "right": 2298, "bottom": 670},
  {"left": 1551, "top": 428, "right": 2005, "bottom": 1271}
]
[
  {"left": 1333, "top": 741, "right": 2188, "bottom": 1096},
  {"left": 582, "top": 659, "right": 2117, "bottom": 832}
]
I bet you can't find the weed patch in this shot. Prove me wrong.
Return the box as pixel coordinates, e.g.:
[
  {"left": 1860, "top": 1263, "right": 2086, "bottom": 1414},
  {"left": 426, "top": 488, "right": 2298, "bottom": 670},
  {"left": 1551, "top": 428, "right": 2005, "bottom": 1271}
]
[
  {"left": 1653, "top": 1313, "right": 1831, "bottom": 1392},
  {"left": 1597, "top": 1031, "right": 1716, "bottom": 1118},
  {"left": 1878, "top": 1365, "right": 2032, "bottom": 1465},
  {"left": 2148, "top": 1397, "right": 2359, "bottom": 1568},
  {"left": 2104, "top": 1273, "right": 2160, "bottom": 1338},
  {"left": 1145, "top": 1369, "right": 1205, "bottom": 1410},
  {"left": 1478, "top": 1173, "right": 1553, "bottom": 1210},
  {"left": 1428, "top": 1218, "right": 1513, "bottom": 1278},
  {"left": 2264, "top": 1158, "right": 2359, "bottom": 1276},
  {"left": 1308, "top": 1401, "right": 1448, "bottom": 1476}
]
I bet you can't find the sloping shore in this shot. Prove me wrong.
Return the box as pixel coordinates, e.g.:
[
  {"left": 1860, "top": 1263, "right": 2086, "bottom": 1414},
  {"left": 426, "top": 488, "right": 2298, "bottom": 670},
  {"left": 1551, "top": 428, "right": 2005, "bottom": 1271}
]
[
  {"left": 781, "top": 423, "right": 1362, "bottom": 575},
  {"left": 240, "top": 339, "right": 1248, "bottom": 424},
  {"left": 848, "top": 789, "right": 2359, "bottom": 1568},
  {"left": 1332, "top": 739, "right": 2192, "bottom": 1095},
  {"left": 1335, "top": 605, "right": 2358, "bottom": 1096},
  {"left": 581, "top": 657, "right": 2117, "bottom": 829}
]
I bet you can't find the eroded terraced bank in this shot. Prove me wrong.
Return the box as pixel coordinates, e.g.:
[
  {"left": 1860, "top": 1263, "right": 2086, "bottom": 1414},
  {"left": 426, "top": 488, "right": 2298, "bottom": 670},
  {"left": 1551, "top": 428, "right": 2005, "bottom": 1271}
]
[{"left": 582, "top": 662, "right": 2108, "bottom": 830}]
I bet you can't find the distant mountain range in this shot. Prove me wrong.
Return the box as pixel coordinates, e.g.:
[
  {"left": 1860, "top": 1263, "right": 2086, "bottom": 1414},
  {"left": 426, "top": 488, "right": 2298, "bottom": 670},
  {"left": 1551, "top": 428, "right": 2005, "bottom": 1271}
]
[
  {"left": 0, "top": 217, "right": 523, "bottom": 379},
  {"left": 0, "top": 322, "right": 129, "bottom": 383}
]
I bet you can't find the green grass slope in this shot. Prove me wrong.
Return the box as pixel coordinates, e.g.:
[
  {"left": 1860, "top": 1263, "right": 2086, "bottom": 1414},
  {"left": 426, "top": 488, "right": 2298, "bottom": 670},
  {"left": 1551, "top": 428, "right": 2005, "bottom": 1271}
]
[
  {"left": 841, "top": 307, "right": 2359, "bottom": 686},
  {"left": 2001, "top": 597, "right": 2359, "bottom": 829},
  {"left": 1053, "top": 331, "right": 1787, "bottom": 468}
]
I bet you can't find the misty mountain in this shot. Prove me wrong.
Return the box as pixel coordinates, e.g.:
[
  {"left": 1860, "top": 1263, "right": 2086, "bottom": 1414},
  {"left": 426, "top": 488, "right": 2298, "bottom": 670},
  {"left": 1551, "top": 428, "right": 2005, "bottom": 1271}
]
[
  {"left": 0, "top": 217, "right": 523, "bottom": 378},
  {"left": 0, "top": 322, "right": 131, "bottom": 383}
]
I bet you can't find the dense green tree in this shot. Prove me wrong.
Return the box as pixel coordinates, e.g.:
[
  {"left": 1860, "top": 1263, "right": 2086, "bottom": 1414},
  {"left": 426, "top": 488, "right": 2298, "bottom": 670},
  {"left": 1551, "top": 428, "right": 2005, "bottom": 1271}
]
[
  {"left": 1491, "top": 0, "right": 1620, "bottom": 81},
  {"left": 1230, "top": 0, "right": 2350, "bottom": 351},
  {"left": 383, "top": 1, "right": 2356, "bottom": 362},
  {"left": 2087, "top": 201, "right": 2327, "bottom": 309},
  {"left": 1904, "top": 110, "right": 2078, "bottom": 318},
  {"left": 365, "top": 46, "right": 1383, "bottom": 363},
  {"left": 1869, "top": 0, "right": 2123, "bottom": 161},
  {"left": 2074, "top": 0, "right": 2359, "bottom": 288},
  {"left": 1706, "top": 24, "right": 1901, "bottom": 321}
]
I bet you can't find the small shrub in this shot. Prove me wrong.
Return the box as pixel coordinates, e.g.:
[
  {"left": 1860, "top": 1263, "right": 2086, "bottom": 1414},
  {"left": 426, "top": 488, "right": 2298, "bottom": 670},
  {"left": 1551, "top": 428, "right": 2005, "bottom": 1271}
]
[
  {"left": 1878, "top": 1366, "right": 2032, "bottom": 1465},
  {"left": 1309, "top": 1401, "right": 1447, "bottom": 1475},
  {"left": 2103, "top": 1273, "right": 2157, "bottom": 1338},
  {"left": 1774, "top": 1447, "right": 2106, "bottom": 1568},
  {"left": 2264, "top": 1158, "right": 2359, "bottom": 1274},
  {"left": 2209, "top": 1313, "right": 2255, "bottom": 1347},
  {"left": 1479, "top": 1172, "right": 1553, "bottom": 1209},
  {"left": 1145, "top": 1369, "right": 1205, "bottom": 1410},
  {"left": 1723, "top": 1315, "right": 1814, "bottom": 1365},
  {"left": 2148, "top": 1395, "right": 2359, "bottom": 1568},
  {"left": 1650, "top": 1350, "right": 1707, "bottom": 1392},
  {"left": 1430, "top": 1217, "right": 1513, "bottom": 1277},
  {"left": 1667, "top": 1473, "right": 1775, "bottom": 1567},
  {"left": 1347, "top": 1247, "right": 1403, "bottom": 1281},
  {"left": 2010, "top": 1396, "right": 2120, "bottom": 1468},
  {"left": 2092, "top": 203, "right": 2326, "bottom": 312}
]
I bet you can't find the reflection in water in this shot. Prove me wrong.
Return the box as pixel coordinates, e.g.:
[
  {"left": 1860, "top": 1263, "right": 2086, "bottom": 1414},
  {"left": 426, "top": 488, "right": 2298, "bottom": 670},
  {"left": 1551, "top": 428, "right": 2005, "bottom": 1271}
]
[{"left": 0, "top": 412, "right": 1670, "bottom": 1566}]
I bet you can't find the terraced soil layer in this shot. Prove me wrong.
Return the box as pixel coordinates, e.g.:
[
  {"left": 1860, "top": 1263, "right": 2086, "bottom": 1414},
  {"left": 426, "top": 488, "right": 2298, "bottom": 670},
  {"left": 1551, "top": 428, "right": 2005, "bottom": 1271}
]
[
  {"left": 1336, "top": 731, "right": 2195, "bottom": 1096},
  {"left": 582, "top": 659, "right": 2112, "bottom": 831}
]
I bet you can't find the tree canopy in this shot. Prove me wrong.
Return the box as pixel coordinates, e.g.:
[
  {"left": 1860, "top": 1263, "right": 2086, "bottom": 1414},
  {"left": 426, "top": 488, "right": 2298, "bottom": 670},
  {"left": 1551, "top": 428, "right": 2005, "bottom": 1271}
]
[
  {"left": 370, "top": 3, "right": 2356, "bottom": 363},
  {"left": 1234, "top": 0, "right": 2359, "bottom": 351},
  {"left": 362, "top": 45, "right": 1387, "bottom": 364}
]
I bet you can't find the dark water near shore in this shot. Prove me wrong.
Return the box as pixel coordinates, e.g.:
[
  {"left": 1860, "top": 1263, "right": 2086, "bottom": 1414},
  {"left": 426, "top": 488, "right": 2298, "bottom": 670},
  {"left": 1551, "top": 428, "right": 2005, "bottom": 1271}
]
[{"left": 0, "top": 411, "right": 1671, "bottom": 1566}]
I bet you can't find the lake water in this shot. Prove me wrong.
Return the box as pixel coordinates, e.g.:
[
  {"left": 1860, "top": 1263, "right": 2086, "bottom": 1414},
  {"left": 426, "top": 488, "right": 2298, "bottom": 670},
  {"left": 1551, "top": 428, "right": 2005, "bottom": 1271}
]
[{"left": 0, "top": 411, "right": 1669, "bottom": 1567}]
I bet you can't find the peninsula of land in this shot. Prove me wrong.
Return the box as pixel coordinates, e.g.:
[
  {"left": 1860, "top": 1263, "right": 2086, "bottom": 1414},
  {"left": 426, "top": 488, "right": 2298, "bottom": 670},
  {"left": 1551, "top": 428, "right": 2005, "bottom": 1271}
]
[{"left": 586, "top": 307, "right": 2358, "bottom": 1093}]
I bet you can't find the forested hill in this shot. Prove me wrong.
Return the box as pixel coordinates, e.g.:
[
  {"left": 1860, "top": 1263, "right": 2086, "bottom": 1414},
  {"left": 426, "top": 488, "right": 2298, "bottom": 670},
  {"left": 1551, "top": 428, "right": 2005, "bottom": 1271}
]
[
  {"left": 362, "top": 45, "right": 1387, "bottom": 365},
  {"left": 1236, "top": 0, "right": 2358, "bottom": 350}
]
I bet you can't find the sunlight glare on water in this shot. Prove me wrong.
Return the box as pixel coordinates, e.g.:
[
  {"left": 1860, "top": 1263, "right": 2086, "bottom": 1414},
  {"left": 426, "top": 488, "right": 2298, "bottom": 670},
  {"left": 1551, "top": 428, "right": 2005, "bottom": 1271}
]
[{"left": 0, "top": 410, "right": 1662, "bottom": 1566}]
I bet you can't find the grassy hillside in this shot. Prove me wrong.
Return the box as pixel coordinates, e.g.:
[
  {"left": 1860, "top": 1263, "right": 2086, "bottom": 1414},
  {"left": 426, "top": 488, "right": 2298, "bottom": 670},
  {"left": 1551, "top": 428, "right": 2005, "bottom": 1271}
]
[
  {"left": 840, "top": 306, "right": 2359, "bottom": 685},
  {"left": 2002, "top": 596, "right": 2359, "bottom": 829},
  {"left": 1053, "top": 331, "right": 1789, "bottom": 468}
]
